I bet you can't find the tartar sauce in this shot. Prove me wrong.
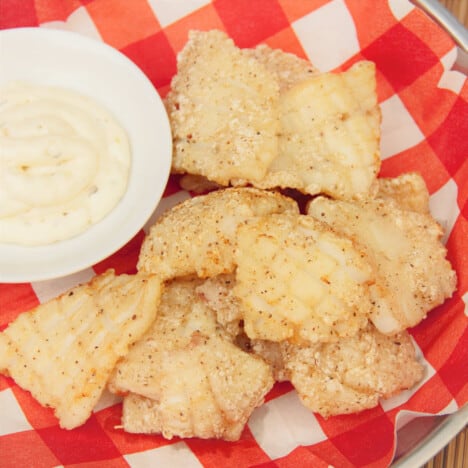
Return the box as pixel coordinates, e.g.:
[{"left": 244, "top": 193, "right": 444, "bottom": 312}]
[{"left": 0, "top": 81, "right": 131, "bottom": 245}]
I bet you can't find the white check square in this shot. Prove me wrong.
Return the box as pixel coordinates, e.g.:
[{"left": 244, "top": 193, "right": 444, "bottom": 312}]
[
  {"left": 0, "top": 388, "right": 33, "bottom": 435},
  {"left": 147, "top": 0, "right": 210, "bottom": 27},
  {"left": 380, "top": 94, "right": 425, "bottom": 159},
  {"left": 248, "top": 391, "right": 327, "bottom": 460},
  {"left": 124, "top": 441, "right": 203, "bottom": 468},
  {"left": 292, "top": 0, "right": 360, "bottom": 71}
]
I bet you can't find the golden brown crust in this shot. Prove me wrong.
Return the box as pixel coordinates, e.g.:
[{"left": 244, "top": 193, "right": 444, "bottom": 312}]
[
  {"left": 167, "top": 30, "right": 280, "bottom": 185},
  {"left": 138, "top": 187, "right": 298, "bottom": 280},
  {"left": 233, "top": 213, "right": 373, "bottom": 343},
  {"left": 244, "top": 44, "right": 319, "bottom": 92},
  {"left": 307, "top": 197, "right": 457, "bottom": 334},
  {"left": 110, "top": 277, "right": 274, "bottom": 441},
  {"left": 282, "top": 325, "right": 424, "bottom": 416},
  {"left": 0, "top": 270, "right": 161, "bottom": 429},
  {"left": 376, "top": 172, "right": 430, "bottom": 214},
  {"left": 248, "top": 61, "right": 381, "bottom": 199}
]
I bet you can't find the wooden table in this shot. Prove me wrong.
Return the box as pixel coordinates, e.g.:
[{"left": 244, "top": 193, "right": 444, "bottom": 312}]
[
  {"left": 422, "top": 420, "right": 467, "bottom": 467},
  {"left": 421, "top": 4, "right": 467, "bottom": 467},
  {"left": 440, "top": 0, "right": 468, "bottom": 27}
]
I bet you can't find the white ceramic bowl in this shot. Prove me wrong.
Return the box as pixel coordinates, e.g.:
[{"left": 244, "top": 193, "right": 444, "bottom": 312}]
[{"left": 0, "top": 27, "right": 172, "bottom": 282}]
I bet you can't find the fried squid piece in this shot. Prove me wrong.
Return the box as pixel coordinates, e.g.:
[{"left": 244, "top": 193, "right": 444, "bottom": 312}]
[
  {"left": 196, "top": 273, "right": 242, "bottom": 339},
  {"left": 281, "top": 325, "right": 424, "bottom": 417},
  {"left": 192, "top": 276, "right": 424, "bottom": 417},
  {"left": 109, "top": 278, "right": 274, "bottom": 441},
  {"left": 233, "top": 213, "right": 374, "bottom": 344},
  {"left": 307, "top": 197, "right": 457, "bottom": 334},
  {"left": 167, "top": 30, "right": 280, "bottom": 185},
  {"left": 0, "top": 270, "right": 161, "bottom": 429},
  {"left": 138, "top": 187, "right": 298, "bottom": 280},
  {"left": 251, "top": 61, "right": 381, "bottom": 199},
  {"left": 244, "top": 44, "right": 319, "bottom": 92},
  {"left": 376, "top": 172, "right": 430, "bottom": 214}
]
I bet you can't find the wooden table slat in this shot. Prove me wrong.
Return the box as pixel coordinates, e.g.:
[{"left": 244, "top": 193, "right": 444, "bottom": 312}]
[{"left": 422, "top": 425, "right": 467, "bottom": 468}]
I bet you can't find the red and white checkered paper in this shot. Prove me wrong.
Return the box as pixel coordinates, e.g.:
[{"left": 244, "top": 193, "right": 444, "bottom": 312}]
[{"left": 0, "top": 0, "right": 467, "bottom": 466}]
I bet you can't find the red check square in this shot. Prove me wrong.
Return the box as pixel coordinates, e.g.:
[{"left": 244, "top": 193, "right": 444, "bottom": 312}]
[
  {"left": 317, "top": 405, "right": 385, "bottom": 438},
  {"left": 402, "top": 8, "right": 454, "bottom": 59},
  {"left": 186, "top": 426, "right": 272, "bottom": 467},
  {"left": 34, "top": 0, "right": 81, "bottom": 23},
  {"left": 446, "top": 217, "right": 468, "bottom": 294},
  {"left": 411, "top": 297, "right": 462, "bottom": 361},
  {"left": 404, "top": 375, "right": 454, "bottom": 413},
  {"left": 307, "top": 439, "right": 357, "bottom": 468},
  {"left": 362, "top": 23, "right": 439, "bottom": 93},
  {"left": 346, "top": 0, "right": 397, "bottom": 50},
  {"left": 86, "top": 0, "right": 161, "bottom": 49},
  {"left": 427, "top": 97, "right": 468, "bottom": 176},
  {"left": 272, "top": 444, "right": 334, "bottom": 468},
  {"left": 0, "top": 0, "right": 38, "bottom": 28},
  {"left": 214, "top": 0, "right": 290, "bottom": 48},
  {"left": 11, "top": 385, "right": 58, "bottom": 429},
  {"left": 260, "top": 26, "right": 309, "bottom": 59},
  {"left": 37, "top": 416, "right": 121, "bottom": 464},
  {"left": 121, "top": 31, "right": 177, "bottom": 89},
  {"left": 0, "top": 284, "right": 39, "bottom": 330},
  {"left": 164, "top": 3, "right": 226, "bottom": 55},
  {"left": 327, "top": 412, "right": 395, "bottom": 466},
  {"left": 438, "top": 327, "right": 468, "bottom": 400},
  {"left": 379, "top": 140, "right": 450, "bottom": 194},
  {"left": 0, "top": 431, "right": 60, "bottom": 468}
]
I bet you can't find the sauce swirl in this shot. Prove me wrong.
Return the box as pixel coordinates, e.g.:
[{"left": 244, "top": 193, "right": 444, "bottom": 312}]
[{"left": 0, "top": 82, "right": 131, "bottom": 245}]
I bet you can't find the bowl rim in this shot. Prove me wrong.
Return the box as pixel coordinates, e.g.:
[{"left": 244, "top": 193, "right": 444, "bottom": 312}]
[{"left": 0, "top": 27, "right": 172, "bottom": 283}]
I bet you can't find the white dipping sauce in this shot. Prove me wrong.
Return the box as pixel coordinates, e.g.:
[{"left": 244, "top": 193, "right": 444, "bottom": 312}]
[{"left": 0, "top": 82, "right": 131, "bottom": 245}]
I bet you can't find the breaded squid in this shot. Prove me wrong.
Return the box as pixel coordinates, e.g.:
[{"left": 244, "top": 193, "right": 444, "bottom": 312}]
[
  {"left": 168, "top": 30, "right": 380, "bottom": 200},
  {"left": 194, "top": 278, "right": 424, "bottom": 417},
  {"left": 281, "top": 325, "right": 424, "bottom": 417},
  {"left": 109, "top": 277, "right": 274, "bottom": 441},
  {"left": 193, "top": 276, "right": 424, "bottom": 417},
  {"left": 307, "top": 197, "right": 457, "bottom": 334},
  {"left": 233, "top": 213, "right": 374, "bottom": 344},
  {"left": 138, "top": 187, "right": 298, "bottom": 280},
  {"left": 167, "top": 30, "right": 280, "bottom": 185},
  {"left": 244, "top": 44, "right": 319, "bottom": 92},
  {"left": 0, "top": 270, "right": 161, "bottom": 429},
  {"left": 376, "top": 172, "right": 430, "bottom": 214},
  {"left": 250, "top": 61, "right": 381, "bottom": 199}
]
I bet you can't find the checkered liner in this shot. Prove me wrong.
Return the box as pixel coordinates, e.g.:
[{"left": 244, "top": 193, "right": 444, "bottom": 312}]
[{"left": 0, "top": 1, "right": 467, "bottom": 467}]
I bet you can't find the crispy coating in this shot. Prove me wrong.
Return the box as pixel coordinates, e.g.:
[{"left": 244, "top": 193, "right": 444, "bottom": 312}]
[
  {"left": 110, "top": 277, "right": 274, "bottom": 441},
  {"left": 307, "top": 197, "right": 457, "bottom": 334},
  {"left": 175, "top": 43, "right": 320, "bottom": 194},
  {"left": 167, "top": 30, "right": 280, "bottom": 185},
  {"left": 248, "top": 61, "right": 381, "bottom": 199},
  {"left": 0, "top": 270, "right": 161, "bottom": 429},
  {"left": 282, "top": 325, "right": 424, "bottom": 417},
  {"left": 376, "top": 172, "right": 430, "bottom": 214},
  {"left": 233, "top": 213, "right": 373, "bottom": 343},
  {"left": 138, "top": 187, "right": 298, "bottom": 280},
  {"left": 196, "top": 273, "right": 242, "bottom": 339},
  {"left": 244, "top": 44, "right": 319, "bottom": 92},
  {"left": 193, "top": 275, "right": 424, "bottom": 417},
  {"left": 167, "top": 30, "right": 379, "bottom": 199}
]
